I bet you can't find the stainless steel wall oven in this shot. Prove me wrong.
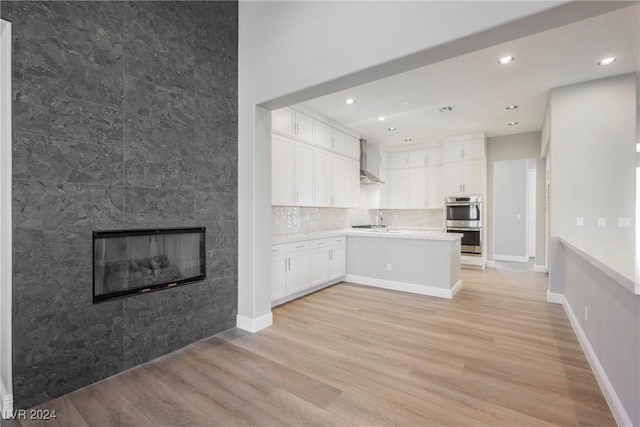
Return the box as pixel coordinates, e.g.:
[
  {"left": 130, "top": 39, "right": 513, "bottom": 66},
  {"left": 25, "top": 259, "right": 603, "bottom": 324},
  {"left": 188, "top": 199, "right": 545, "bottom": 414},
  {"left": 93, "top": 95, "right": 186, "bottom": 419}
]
[{"left": 445, "top": 195, "right": 482, "bottom": 256}]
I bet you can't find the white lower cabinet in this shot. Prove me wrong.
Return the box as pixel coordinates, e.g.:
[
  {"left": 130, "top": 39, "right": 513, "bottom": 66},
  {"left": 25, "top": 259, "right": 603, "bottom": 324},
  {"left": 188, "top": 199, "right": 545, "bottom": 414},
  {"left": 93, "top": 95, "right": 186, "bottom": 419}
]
[{"left": 272, "top": 236, "right": 346, "bottom": 302}]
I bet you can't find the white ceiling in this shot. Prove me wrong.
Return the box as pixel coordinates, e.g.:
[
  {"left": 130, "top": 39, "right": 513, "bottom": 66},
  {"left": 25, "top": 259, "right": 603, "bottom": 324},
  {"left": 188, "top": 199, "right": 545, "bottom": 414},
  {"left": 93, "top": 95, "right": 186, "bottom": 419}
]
[{"left": 300, "top": 5, "right": 639, "bottom": 149}]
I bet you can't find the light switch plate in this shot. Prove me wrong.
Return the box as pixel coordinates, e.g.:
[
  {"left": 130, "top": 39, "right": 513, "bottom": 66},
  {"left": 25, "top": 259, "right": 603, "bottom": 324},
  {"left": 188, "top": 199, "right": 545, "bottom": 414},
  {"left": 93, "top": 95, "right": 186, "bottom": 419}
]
[
  {"left": 618, "top": 218, "right": 632, "bottom": 228},
  {"left": 597, "top": 218, "right": 606, "bottom": 227},
  {"left": 576, "top": 217, "right": 584, "bottom": 227}
]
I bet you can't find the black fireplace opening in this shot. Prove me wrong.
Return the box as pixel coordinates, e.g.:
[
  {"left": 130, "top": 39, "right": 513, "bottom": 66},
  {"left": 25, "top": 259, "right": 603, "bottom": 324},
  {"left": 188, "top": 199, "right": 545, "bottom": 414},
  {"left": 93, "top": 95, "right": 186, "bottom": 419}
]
[{"left": 93, "top": 227, "right": 206, "bottom": 303}]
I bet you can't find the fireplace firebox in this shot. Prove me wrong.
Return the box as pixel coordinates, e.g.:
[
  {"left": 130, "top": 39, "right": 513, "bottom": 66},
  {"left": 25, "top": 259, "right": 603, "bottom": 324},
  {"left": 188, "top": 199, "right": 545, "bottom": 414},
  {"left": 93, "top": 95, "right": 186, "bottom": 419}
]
[{"left": 93, "top": 227, "right": 206, "bottom": 303}]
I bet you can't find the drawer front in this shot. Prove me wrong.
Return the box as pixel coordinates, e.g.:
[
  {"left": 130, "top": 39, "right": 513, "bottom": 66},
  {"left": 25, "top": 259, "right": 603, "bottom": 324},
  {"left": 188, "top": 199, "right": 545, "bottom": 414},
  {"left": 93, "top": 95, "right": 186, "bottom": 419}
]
[
  {"left": 330, "top": 236, "right": 345, "bottom": 246},
  {"left": 309, "top": 238, "right": 331, "bottom": 249},
  {"left": 286, "top": 241, "right": 309, "bottom": 253},
  {"left": 271, "top": 244, "right": 286, "bottom": 256}
]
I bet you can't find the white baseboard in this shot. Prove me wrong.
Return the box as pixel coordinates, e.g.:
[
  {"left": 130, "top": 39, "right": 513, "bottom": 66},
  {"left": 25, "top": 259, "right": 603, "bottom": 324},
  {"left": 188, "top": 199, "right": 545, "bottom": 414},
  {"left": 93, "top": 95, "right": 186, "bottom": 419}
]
[
  {"left": 1, "top": 393, "right": 13, "bottom": 420},
  {"left": 271, "top": 278, "right": 343, "bottom": 308},
  {"left": 546, "top": 290, "right": 563, "bottom": 304},
  {"left": 236, "top": 312, "right": 273, "bottom": 333},
  {"left": 344, "top": 274, "right": 461, "bottom": 299},
  {"left": 563, "top": 298, "right": 631, "bottom": 427},
  {"left": 534, "top": 264, "right": 548, "bottom": 273},
  {"left": 493, "top": 254, "right": 528, "bottom": 263},
  {"left": 485, "top": 260, "right": 496, "bottom": 268}
]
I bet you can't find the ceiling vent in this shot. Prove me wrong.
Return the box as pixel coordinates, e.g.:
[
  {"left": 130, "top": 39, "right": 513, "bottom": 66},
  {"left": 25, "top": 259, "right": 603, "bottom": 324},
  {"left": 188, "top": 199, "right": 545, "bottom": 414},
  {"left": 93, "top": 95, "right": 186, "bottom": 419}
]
[{"left": 439, "top": 106, "right": 453, "bottom": 112}]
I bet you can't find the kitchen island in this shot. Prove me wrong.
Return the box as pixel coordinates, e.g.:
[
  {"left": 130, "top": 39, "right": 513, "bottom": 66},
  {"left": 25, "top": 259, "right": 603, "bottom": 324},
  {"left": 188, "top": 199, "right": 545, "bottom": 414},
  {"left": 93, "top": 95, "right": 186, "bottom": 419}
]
[{"left": 345, "top": 229, "right": 462, "bottom": 299}]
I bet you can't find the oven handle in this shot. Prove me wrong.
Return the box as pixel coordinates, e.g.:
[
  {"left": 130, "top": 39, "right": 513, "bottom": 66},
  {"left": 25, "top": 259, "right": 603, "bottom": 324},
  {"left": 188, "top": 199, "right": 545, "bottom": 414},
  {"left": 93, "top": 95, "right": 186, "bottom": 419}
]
[
  {"left": 446, "top": 228, "right": 482, "bottom": 231},
  {"left": 446, "top": 203, "right": 481, "bottom": 207}
]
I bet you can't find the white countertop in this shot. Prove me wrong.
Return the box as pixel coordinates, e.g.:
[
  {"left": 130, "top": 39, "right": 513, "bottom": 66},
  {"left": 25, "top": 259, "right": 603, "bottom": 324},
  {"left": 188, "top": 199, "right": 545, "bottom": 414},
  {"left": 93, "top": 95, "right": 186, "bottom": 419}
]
[
  {"left": 272, "top": 227, "right": 460, "bottom": 244},
  {"left": 560, "top": 236, "right": 639, "bottom": 295}
]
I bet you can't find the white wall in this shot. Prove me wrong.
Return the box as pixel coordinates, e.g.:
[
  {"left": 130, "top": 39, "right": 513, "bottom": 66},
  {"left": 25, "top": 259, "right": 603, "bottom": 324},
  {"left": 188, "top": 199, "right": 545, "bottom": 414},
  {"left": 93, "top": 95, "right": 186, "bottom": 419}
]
[
  {"left": 548, "top": 73, "right": 637, "bottom": 294},
  {"left": 237, "top": 1, "right": 630, "bottom": 328},
  {"left": 0, "top": 18, "right": 13, "bottom": 418},
  {"left": 493, "top": 159, "right": 528, "bottom": 260}
]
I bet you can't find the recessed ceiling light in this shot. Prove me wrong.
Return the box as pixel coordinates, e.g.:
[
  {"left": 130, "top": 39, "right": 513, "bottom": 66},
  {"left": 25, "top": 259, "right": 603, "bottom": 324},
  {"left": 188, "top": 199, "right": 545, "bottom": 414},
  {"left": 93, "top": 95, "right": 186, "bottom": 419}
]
[
  {"left": 439, "top": 106, "right": 453, "bottom": 112},
  {"left": 404, "top": 138, "right": 412, "bottom": 142},
  {"left": 387, "top": 127, "right": 396, "bottom": 131},
  {"left": 378, "top": 116, "right": 386, "bottom": 121},
  {"left": 506, "top": 105, "right": 518, "bottom": 110},
  {"left": 498, "top": 56, "right": 515, "bottom": 65},
  {"left": 598, "top": 57, "right": 616, "bottom": 66},
  {"left": 345, "top": 98, "right": 355, "bottom": 105},
  {"left": 508, "top": 121, "right": 519, "bottom": 126}
]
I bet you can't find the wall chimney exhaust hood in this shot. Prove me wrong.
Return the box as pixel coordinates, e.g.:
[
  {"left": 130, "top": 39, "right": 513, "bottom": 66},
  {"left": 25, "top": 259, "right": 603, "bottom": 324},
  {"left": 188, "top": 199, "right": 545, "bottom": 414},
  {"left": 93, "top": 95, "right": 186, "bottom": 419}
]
[{"left": 360, "top": 139, "right": 384, "bottom": 185}]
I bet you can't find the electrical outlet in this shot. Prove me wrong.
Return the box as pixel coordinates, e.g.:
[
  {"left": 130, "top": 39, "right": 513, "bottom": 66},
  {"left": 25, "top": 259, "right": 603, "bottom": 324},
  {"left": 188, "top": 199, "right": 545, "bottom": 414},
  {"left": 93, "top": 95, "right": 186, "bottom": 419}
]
[
  {"left": 584, "top": 306, "right": 588, "bottom": 322},
  {"left": 618, "top": 217, "right": 632, "bottom": 228},
  {"left": 597, "top": 218, "right": 606, "bottom": 227},
  {"left": 576, "top": 217, "right": 584, "bottom": 227},
  {"left": 386, "top": 264, "right": 392, "bottom": 272}
]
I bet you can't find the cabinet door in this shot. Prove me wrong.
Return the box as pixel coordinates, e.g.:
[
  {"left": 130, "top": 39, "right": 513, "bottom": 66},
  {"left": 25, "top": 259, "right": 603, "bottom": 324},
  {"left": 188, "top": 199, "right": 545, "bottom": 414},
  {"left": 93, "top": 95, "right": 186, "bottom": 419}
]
[
  {"left": 294, "top": 142, "right": 314, "bottom": 206},
  {"left": 390, "top": 151, "right": 409, "bottom": 168},
  {"left": 443, "top": 162, "right": 464, "bottom": 196},
  {"left": 443, "top": 142, "right": 463, "bottom": 162},
  {"left": 426, "top": 146, "right": 443, "bottom": 165},
  {"left": 389, "top": 168, "right": 409, "bottom": 208},
  {"left": 408, "top": 149, "right": 427, "bottom": 167},
  {"left": 380, "top": 150, "right": 389, "bottom": 168},
  {"left": 329, "top": 245, "right": 346, "bottom": 279},
  {"left": 331, "top": 129, "right": 346, "bottom": 154},
  {"left": 426, "top": 165, "right": 443, "bottom": 208},
  {"left": 462, "top": 159, "right": 485, "bottom": 195},
  {"left": 462, "top": 138, "right": 485, "bottom": 160},
  {"left": 331, "top": 155, "right": 347, "bottom": 207},
  {"left": 345, "top": 158, "right": 361, "bottom": 208},
  {"left": 315, "top": 121, "right": 333, "bottom": 149},
  {"left": 287, "top": 250, "right": 309, "bottom": 294},
  {"left": 271, "top": 135, "right": 294, "bottom": 205},
  {"left": 408, "top": 167, "right": 427, "bottom": 208},
  {"left": 379, "top": 168, "right": 389, "bottom": 209},
  {"left": 345, "top": 135, "right": 360, "bottom": 159},
  {"left": 272, "top": 108, "right": 295, "bottom": 136},
  {"left": 314, "top": 149, "right": 333, "bottom": 207},
  {"left": 295, "top": 111, "right": 315, "bottom": 143},
  {"left": 271, "top": 248, "right": 287, "bottom": 301},
  {"left": 309, "top": 247, "right": 330, "bottom": 286}
]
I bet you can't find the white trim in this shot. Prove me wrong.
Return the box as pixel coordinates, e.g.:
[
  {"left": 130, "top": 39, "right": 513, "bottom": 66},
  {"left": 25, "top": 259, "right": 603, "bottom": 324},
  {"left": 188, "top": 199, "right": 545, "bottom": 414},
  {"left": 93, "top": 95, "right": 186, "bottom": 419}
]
[
  {"left": 1, "top": 393, "right": 12, "bottom": 420},
  {"left": 546, "top": 290, "right": 563, "bottom": 304},
  {"left": 236, "top": 312, "right": 273, "bottom": 333},
  {"left": 271, "top": 278, "right": 342, "bottom": 308},
  {"left": 344, "top": 275, "right": 461, "bottom": 299},
  {"left": 0, "top": 19, "right": 12, "bottom": 419},
  {"left": 486, "top": 260, "right": 496, "bottom": 268},
  {"left": 493, "top": 254, "right": 528, "bottom": 263},
  {"left": 534, "top": 264, "right": 548, "bottom": 273},
  {"left": 563, "top": 298, "right": 631, "bottom": 427}
]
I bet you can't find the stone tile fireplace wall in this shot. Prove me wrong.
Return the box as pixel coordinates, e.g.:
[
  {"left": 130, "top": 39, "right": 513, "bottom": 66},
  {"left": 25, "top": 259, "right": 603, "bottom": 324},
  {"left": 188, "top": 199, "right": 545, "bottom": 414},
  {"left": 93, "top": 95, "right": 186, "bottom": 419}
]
[{"left": 2, "top": 1, "right": 238, "bottom": 409}]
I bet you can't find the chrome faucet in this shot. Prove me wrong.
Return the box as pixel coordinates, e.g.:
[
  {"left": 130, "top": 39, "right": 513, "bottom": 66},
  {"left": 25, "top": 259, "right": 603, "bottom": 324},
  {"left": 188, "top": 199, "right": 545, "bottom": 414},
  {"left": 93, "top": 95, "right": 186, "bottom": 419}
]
[{"left": 376, "top": 210, "right": 383, "bottom": 227}]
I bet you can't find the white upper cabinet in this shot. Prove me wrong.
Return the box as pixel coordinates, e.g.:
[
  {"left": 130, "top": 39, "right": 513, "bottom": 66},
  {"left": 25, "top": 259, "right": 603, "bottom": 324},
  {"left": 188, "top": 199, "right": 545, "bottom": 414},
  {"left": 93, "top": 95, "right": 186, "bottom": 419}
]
[
  {"left": 390, "top": 151, "right": 409, "bottom": 168},
  {"left": 444, "top": 159, "right": 484, "bottom": 196},
  {"left": 345, "top": 135, "right": 360, "bottom": 159},
  {"left": 407, "top": 167, "right": 427, "bottom": 208},
  {"left": 345, "top": 158, "right": 361, "bottom": 208},
  {"left": 272, "top": 107, "right": 314, "bottom": 143},
  {"left": 389, "top": 168, "right": 409, "bottom": 208},
  {"left": 315, "top": 120, "right": 333, "bottom": 150},
  {"left": 295, "top": 143, "right": 314, "bottom": 205},
  {"left": 443, "top": 133, "right": 486, "bottom": 162},
  {"left": 331, "top": 129, "right": 347, "bottom": 154},
  {"left": 331, "top": 154, "right": 348, "bottom": 208},
  {"left": 272, "top": 134, "right": 314, "bottom": 206},
  {"left": 408, "top": 149, "right": 427, "bottom": 167},
  {"left": 379, "top": 167, "right": 389, "bottom": 209},
  {"left": 426, "top": 146, "right": 443, "bottom": 165},
  {"left": 426, "top": 165, "right": 443, "bottom": 208},
  {"left": 314, "top": 149, "right": 333, "bottom": 207},
  {"left": 379, "top": 150, "right": 389, "bottom": 168}
]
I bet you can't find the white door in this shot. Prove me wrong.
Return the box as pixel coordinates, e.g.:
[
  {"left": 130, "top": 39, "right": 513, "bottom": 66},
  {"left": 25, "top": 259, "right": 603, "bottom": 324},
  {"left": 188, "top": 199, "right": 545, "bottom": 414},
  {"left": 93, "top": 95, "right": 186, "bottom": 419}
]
[
  {"left": 271, "top": 251, "right": 287, "bottom": 301},
  {"left": 463, "top": 159, "right": 484, "bottom": 195},
  {"left": 271, "top": 135, "right": 294, "bottom": 205},
  {"left": 408, "top": 167, "right": 427, "bottom": 208},
  {"left": 294, "top": 142, "right": 314, "bottom": 206},
  {"left": 272, "top": 108, "right": 295, "bottom": 137},
  {"left": 389, "top": 168, "right": 409, "bottom": 208},
  {"left": 295, "top": 111, "right": 314, "bottom": 143},
  {"left": 426, "top": 165, "right": 443, "bottom": 208},
  {"left": 331, "top": 154, "right": 347, "bottom": 207},
  {"left": 443, "top": 162, "right": 463, "bottom": 195},
  {"left": 314, "top": 149, "right": 332, "bottom": 207},
  {"left": 287, "top": 250, "right": 309, "bottom": 294}
]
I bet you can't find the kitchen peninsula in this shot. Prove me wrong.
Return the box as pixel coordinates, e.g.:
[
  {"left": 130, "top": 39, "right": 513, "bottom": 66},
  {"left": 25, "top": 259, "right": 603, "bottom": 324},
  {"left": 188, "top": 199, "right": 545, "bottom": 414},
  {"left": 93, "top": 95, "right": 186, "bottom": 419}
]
[{"left": 271, "top": 228, "right": 462, "bottom": 306}]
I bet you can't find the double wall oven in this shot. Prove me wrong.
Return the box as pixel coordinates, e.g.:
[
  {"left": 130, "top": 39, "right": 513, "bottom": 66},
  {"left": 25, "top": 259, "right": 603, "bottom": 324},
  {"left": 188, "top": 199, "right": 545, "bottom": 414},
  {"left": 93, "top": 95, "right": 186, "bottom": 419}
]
[{"left": 445, "top": 195, "right": 482, "bottom": 256}]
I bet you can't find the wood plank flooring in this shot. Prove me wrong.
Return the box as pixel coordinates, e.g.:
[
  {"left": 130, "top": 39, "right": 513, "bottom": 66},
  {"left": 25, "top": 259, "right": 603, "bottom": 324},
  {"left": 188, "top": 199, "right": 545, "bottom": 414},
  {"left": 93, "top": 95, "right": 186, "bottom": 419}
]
[{"left": 3, "top": 268, "right": 615, "bottom": 426}]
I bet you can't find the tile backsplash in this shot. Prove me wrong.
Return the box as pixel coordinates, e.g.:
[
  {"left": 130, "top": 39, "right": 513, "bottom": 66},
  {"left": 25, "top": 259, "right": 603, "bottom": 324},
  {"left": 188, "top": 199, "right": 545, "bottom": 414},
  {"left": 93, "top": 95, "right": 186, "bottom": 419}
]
[{"left": 272, "top": 206, "right": 443, "bottom": 234}]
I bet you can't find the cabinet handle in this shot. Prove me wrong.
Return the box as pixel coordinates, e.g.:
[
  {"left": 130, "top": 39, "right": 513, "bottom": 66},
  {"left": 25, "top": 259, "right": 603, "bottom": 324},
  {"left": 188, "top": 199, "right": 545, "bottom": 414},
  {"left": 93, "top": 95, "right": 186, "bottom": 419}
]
[
  {"left": 425, "top": 156, "right": 428, "bottom": 165},
  {"left": 295, "top": 245, "right": 304, "bottom": 248},
  {"left": 405, "top": 159, "right": 408, "bottom": 166},
  {"left": 288, "top": 258, "right": 291, "bottom": 271},
  {"left": 317, "top": 242, "right": 325, "bottom": 245},
  {"left": 271, "top": 248, "right": 279, "bottom": 252},
  {"left": 329, "top": 249, "right": 333, "bottom": 261},
  {"left": 295, "top": 191, "right": 299, "bottom": 203},
  {"left": 296, "top": 123, "right": 299, "bottom": 135},
  {"left": 331, "top": 138, "right": 335, "bottom": 148}
]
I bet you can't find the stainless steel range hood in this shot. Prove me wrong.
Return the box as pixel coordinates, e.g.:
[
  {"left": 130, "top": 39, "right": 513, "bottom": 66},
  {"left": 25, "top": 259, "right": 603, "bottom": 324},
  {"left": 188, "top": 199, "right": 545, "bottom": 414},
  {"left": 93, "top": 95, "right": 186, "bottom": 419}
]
[{"left": 359, "top": 139, "right": 384, "bottom": 185}]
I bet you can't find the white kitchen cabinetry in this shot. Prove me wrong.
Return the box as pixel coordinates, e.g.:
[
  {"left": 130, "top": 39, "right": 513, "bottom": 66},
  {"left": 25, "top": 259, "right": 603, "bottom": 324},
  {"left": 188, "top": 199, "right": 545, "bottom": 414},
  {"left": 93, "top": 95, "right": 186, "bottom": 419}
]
[
  {"left": 389, "top": 168, "right": 409, "bottom": 208},
  {"left": 379, "top": 167, "right": 389, "bottom": 209},
  {"left": 315, "top": 121, "right": 333, "bottom": 150},
  {"left": 345, "top": 135, "right": 360, "bottom": 159},
  {"left": 390, "top": 151, "right": 409, "bottom": 168},
  {"left": 443, "top": 135, "right": 485, "bottom": 162},
  {"left": 331, "top": 154, "right": 347, "bottom": 207},
  {"left": 426, "top": 165, "right": 443, "bottom": 208},
  {"left": 270, "top": 242, "right": 310, "bottom": 300},
  {"left": 271, "top": 134, "right": 314, "bottom": 206},
  {"left": 272, "top": 107, "right": 314, "bottom": 143},
  {"left": 308, "top": 236, "right": 346, "bottom": 286},
  {"left": 345, "top": 158, "right": 361, "bottom": 208},
  {"left": 270, "top": 245, "right": 287, "bottom": 300},
  {"left": 426, "top": 146, "right": 443, "bottom": 165},
  {"left": 380, "top": 150, "right": 389, "bottom": 168},
  {"left": 443, "top": 159, "right": 484, "bottom": 196},
  {"left": 408, "top": 167, "right": 427, "bottom": 208},
  {"left": 408, "top": 149, "right": 427, "bottom": 167},
  {"left": 314, "top": 149, "right": 359, "bottom": 208},
  {"left": 314, "top": 149, "right": 333, "bottom": 207}
]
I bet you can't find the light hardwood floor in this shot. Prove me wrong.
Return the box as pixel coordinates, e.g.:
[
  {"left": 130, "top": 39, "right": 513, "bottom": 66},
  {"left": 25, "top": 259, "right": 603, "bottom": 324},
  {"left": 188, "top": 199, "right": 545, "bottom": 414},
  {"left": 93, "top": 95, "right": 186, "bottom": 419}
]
[{"left": 4, "top": 268, "right": 615, "bottom": 426}]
